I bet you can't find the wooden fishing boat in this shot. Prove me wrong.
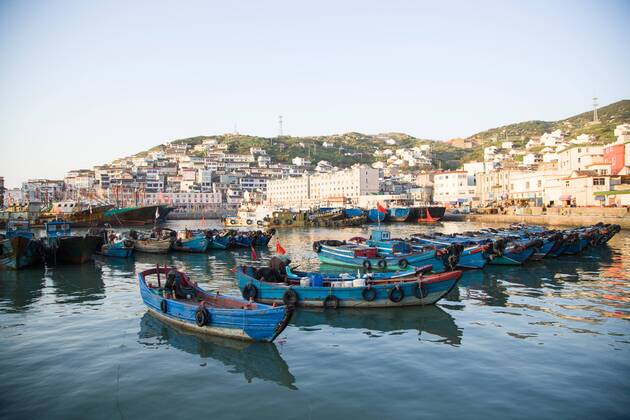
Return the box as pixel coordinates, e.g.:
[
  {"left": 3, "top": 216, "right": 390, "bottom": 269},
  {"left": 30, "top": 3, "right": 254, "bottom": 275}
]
[
  {"left": 134, "top": 237, "right": 172, "bottom": 253},
  {"left": 43, "top": 220, "right": 101, "bottom": 264},
  {"left": 207, "top": 230, "right": 234, "bottom": 249},
  {"left": 0, "top": 219, "right": 45, "bottom": 269},
  {"left": 138, "top": 266, "right": 293, "bottom": 342},
  {"left": 90, "top": 228, "right": 135, "bottom": 258},
  {"left": 237, "top": 265, "right": 462, "bottom": 308}
]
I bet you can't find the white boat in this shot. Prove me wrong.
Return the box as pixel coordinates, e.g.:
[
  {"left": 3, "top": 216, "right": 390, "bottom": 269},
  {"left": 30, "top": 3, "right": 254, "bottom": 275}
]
[{"left": 223, "top": 204, "right": 273, "bottom": 228}]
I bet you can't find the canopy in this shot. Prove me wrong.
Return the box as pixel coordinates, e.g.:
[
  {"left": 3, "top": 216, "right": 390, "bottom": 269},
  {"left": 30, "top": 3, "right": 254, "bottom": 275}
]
[{"left": 559, "top": 195, "right": 572, "bottom": 201}]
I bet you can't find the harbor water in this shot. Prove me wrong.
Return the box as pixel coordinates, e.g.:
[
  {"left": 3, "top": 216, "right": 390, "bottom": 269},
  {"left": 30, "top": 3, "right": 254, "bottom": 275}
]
[{"left": 1, "top": 221, "right": 629, "bottom": 419}]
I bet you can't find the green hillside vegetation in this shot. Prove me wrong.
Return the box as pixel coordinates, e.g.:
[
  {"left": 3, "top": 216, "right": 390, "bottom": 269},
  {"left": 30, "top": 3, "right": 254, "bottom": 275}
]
[{"left": 135, "top": 100, "right": 629, "bottom": 170}]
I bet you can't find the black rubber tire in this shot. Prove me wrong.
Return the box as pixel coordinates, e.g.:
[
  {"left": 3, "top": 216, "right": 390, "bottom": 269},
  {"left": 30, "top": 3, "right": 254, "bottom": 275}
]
[
  {"left": 323, "top": 295, "right": 339, "bottom": 309},
  {"left": 398, "top": 259, "right": 409, "bottom": 269},
  {"left": 362, "top": 286, "right": 377, "bottom": 302},
  {"left": 447, "top": 255, "right": 458, "bottom": 271},
  {"left": 388, "top": 285, "right": 404, "bottom": 303},
  {"left": 283, "top": 288, "right": 298, "bottom": 306},
  {"left": 195, "top": 308, "right": 208, "bottom": 327},
  {"left": 230, "top": 220, "right": 236, "bottom": 225},
  {"left": 378, "top": 259, "right": 387, "bottom": 269},
  {"left": 362, "top": 260, "right": 372, "bottom": 270},
  {"left": 413, "top": 283, "right": 429, "bottom": 299},
  {"left": 160, "top": 299, "right": 168, "bottom": 313},
  {"left": 242, "top": 283, "right": 258, "bottom": 300},
  {"left": 246, "top": 219, "right": 253, "bottom": 225},
  {"left": 257, "top": 220, "right": 263, "bottom": 226}
]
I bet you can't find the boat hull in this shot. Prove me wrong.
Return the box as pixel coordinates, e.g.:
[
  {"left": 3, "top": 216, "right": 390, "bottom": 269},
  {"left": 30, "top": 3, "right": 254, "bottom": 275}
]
[
  {"left": 237, "top": 269, "right": 461, "bottom": 308},
  {"left": 0, "top": 236, "right": 44, "bottom": 270},
  {"left": 139, "top": 268, "right": 292, "bottom": 342},
  {"left": 367, "top": 209, "right": 387, "bottom": 223},
  {"left": 135, "top": 238, "right": 172, "bottom": 254},
  {"left": 317, "top": 245, "right": 447, "bottom": 272},
  {"left": 417, "top": 206, "right": 445, "bottom": 222},
  {"left": 388, "top": 207, "right": 411, "bottom": 222},
  {"left": 99, "top": 243, "right": 134, "bottom": 258},
  {"left": 47, "top": 236, "right": 101, "bottom": 264},
  {"left": 173, "top": 236, "right": 209, "bottom": 253}
]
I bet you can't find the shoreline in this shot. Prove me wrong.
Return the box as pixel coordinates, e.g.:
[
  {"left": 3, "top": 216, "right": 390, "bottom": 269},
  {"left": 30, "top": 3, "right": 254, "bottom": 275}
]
[{"left": 463, "top": 213, "right": 630, "bottom": 229}]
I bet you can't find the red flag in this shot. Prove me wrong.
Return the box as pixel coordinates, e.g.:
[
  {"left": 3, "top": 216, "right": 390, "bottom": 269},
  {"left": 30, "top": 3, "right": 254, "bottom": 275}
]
[
  {"left": 276, "top": 241, "right": 286, "bottom": 255},
  {"left": 376, "top": 202, "right": 387, "bottom": 214},
  {"left": 250, "top": 244, "right": 258, "bottom": 261}
]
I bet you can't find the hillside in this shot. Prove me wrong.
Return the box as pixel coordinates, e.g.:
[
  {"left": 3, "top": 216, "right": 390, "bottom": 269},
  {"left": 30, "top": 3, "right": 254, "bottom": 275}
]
[{"left": 140, "top": 99, "right": 630, "bottom": 170}]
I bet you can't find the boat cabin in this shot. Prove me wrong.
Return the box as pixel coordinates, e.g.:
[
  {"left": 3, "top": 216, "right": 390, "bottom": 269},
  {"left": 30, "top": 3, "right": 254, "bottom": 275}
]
[
  {"left": 45, "top": 220, "right": 72, "bottom": 238},
  {"left": 6, "top": 219, "right": 34, "bottom": 239},
  {"left": 370, "top": 229, "right": 391, "bottom": 242}
]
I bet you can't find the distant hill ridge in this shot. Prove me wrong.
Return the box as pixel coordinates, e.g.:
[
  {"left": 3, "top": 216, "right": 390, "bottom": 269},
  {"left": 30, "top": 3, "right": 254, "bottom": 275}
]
[{"left": 139, "top": 99, "right": 630, "bottom": 170}]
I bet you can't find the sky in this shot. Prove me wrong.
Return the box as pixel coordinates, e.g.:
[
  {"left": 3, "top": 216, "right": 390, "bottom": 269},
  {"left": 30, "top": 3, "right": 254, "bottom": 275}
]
[{"left": 1, "top": 0, "right": 629, "bottom": 187}]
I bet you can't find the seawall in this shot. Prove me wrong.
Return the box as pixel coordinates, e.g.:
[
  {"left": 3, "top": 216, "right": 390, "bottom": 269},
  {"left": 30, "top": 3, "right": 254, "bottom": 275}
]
[{"left": 465, "top": 207, "right": 630, "bottom": 229}]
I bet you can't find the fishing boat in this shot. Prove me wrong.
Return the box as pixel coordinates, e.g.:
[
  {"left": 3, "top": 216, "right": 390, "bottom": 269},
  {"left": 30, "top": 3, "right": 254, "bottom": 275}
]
[
  {"left": 138, "top": 266, "right": 293, "bottom": 342},
  {"left": 91, "top": 229, "right": 135, "bottom": 258},
  {"left": 171, "top": 230, "right": 209, "bottom": 253},
  {"left": 416, "top": 206, "right": 445, "bottom": 222},
  {"left": 388, "top": 207, "right": 411, "bottom": 222},
  {"left": 313, "top": 237, "right": 458, "bottom": 272},
  {"left": 343, "top": 208, "right": 364, "bottom": 218},
  {"left": 130, "top": 229, "right": 173, "bottom": 254},
  {"left": 0, "top": 219, "right": 45, "bottom": 269},
  {"left": 222, "top": 204, "right": 272, "bottom": 228},
  {"left": 43, "top": 220, "right": 102, "bottom": 264},
  {"left": 232, "top": 229, "right": 276, "bottom": 248},
  {"left": 285, "top": 265, "right": 433, "bottom": 283},
  {"left": 236, "top": 265, "right": 462, "bottom": 308},
  {"left": 367, "top": 208, "right": 387, "bottom": 223},
  {"left": 409, "top": 235, "right": 490, "bottom": 269},
  {"left": 207, "top": 230, "right": 234, "bottom": 249}
]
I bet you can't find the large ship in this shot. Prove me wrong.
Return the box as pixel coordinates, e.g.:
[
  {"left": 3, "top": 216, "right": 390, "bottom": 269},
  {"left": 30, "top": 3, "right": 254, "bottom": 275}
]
[
  {"left": 414, "top": 206, "right": 446, "bottom": 222},
  {"left": 36, "top": 201, "right": 173, "bottom": 227}
]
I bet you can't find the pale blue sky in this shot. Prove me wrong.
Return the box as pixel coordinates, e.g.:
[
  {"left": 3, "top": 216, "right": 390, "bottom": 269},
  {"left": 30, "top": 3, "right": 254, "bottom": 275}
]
[{"left": 1, "top": 0, "right": 629, "bottom": 187}]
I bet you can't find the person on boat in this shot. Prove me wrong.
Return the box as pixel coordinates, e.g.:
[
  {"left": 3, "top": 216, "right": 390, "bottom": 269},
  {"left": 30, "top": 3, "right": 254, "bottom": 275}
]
[
  {"left": 165, "top": 268, "right": 195, "bottom": 299},
  {"left": 255, "top": 255, "right": 292, "bottom": 283}
]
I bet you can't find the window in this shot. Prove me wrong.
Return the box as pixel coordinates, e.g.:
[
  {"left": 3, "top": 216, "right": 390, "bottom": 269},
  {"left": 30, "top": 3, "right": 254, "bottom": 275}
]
[{"left": 593, "top": 178, "right": 605, "bottom": 186}]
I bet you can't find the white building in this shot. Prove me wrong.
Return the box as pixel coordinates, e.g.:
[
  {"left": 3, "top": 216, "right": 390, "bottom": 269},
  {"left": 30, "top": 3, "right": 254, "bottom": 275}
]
[
  {"left": 432, "top": 171, "right": 476, "bottom": 205},
  {"left": 558, "top": 146, "right": 604, "bottom": 173},
  {"left": 266, "top": 165, "right": 379, "bottom": 207}
]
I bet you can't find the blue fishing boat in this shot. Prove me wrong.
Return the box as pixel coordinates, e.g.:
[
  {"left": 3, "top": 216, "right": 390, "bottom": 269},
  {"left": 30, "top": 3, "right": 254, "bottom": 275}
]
[
  {"left": 207, "top": 231, "right": 234, "bottom": 250},
  {"left": 237, "top": 265, "right": 462, "bottom": 308},
  {"left": 409, "top": 236, "right": 490, "bottom": 269},
  {"left": 171, "top": 230, "right": 209, "bottom": 253},
  {"left": 0, "top": 219, "right": 45, "bottom": 269},
  {"left": 388, "top": 207, "right": 411, "bottom": 222},
  {"left": 44, "top": 220, "right": 102, "bottom": 264},
  {"left": 367, "top": 208, "right": 387, "bottom": 223},
  {"left": 313, "top": 237, "right": 457, "bottom": 272},
  {"left": 100, "top": 239, "right": 135, "bottom": 258},
  {"left": 138, "top": 266, "right": 293, "bottom": 342},
  {"left": 285, "top": 265, "right": 433, "bottom": 282},
  {"left": 343, "top": 208, "right": 364, "bottom": 218}
]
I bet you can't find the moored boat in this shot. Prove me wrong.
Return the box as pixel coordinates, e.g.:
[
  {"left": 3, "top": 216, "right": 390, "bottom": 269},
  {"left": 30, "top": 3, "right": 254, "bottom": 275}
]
[
  {"left": 130, "top": 229, "right": 173, "bottom": 254},
  {"left": 138, "top": 266, "right": 293, "bottom": 342},
  {"left": 43, "top": 220, "right": 102, "bottom": 264},
  {"left": 388, "top": 207, "right": 411, "bottom": 222},
  {"left": 171, "top": 230, "right": 209, "bottom": 253},
  {"left": 0, "top": 219, "right": 45, "bottom": 269},
  {"left": 367, "top": 208, "right": 387, "bottom": 223},
  {"left": 237, "top": 265, "right": 462, "bottom": 308}
]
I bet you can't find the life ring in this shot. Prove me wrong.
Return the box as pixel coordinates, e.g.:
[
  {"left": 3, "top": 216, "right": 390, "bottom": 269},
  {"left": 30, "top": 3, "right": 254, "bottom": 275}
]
[
  {"left": 246, "top": 219, "right": 253, "bottom": 225},
  {"left": 398, "top": 259, "right": 409, "bottom": 269},
  {"left": 323, "top": 295, "right": 339, "bottom": 309},
  {"left": 195, "top": 308, "right": 209, "bottom": 326},
  {"left": 283, "top": 288, "right": 298, "bottom": 306},
  {"left": 388, "top": 285, "right": 404, "bottom": 303},
  {"left": 413, "top": 283, "right": 429, "bottom": 299},
  {"left": 242, "top": 283, "right": 258, "bottom": 300},
  {"left": 257, "top": 220, "right": 263, "bottom": 226},
  {"left": 230, "top": 219, "right": 236, "bottom": 225},
  {"left": 377, "top": 259, "right": 387, "bottom": 269},
  {"left": 362, "top": 286, "right": 377, "bottom": 302},
  {"left": 362, "top": 260, "right": 372, "bottom": 270},
  {"left": 160, "top": 299, "right": 168, "bottom": 313}
]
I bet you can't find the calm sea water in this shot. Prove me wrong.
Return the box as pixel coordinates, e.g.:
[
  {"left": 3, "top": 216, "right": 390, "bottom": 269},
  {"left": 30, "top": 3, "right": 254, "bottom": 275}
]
[{"left": 1, "top": 221, "right": 628, "bottom": 419}]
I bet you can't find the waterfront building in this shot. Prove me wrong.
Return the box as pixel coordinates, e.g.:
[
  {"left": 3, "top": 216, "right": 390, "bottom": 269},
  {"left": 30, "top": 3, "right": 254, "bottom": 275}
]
[
  {"left": 476, "top": 169, "right": 519, "bottom": 205},
  {"left": 508, "top": 170, "right": 565, "bottom": 206},
  {"left": 22, "top": 179, "right": 65, "bottom": 204},
  {"left": 432, "top": 171, "right": 476, "bottom": 205},
  {"left": 558, "top": 145, "right": 604, "bottom": 173},
  {"left": 266, "top": 165, "right": 378, "bottom": 207},
  {"left": 561, "top": 171, "right": 619, "bottom": 206}
]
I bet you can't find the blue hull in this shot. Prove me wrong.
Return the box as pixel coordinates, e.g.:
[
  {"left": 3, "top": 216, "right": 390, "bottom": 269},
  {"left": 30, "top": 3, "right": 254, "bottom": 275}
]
[
  {"left": 344, "top": 208, "right": 364, "bottom": 218},
  {"left": 318, "top": 244, "right": 447, "bottom": 272},
  {"left": 237, "top": 268, "right": 461, "bottom": 308},
  {"left": 489, "top": 247, "right": 536, "bottom": 265},
  {"left": 388, "top": 207, "right": 411, "bottom": 222},
  {"left": 0, "top": 237, "right": 44, "bottom": 269},
  {"left": 101, "top": 245, "right": 134, "bottom": 258},
  {"left": 174, "top": 236, "right": 209, "bottom": 253},
  {"left": 139, "top": 268, "right": 292, "bottom": 342},
  {"left": 208, "top": 235, "right": 232, "bottom": 249},
  {"left": 368, "top": 209, "right": 387, "bottom": 223},
  {"left": 563, "top": 238, "right": 589, "bottom": 255}
]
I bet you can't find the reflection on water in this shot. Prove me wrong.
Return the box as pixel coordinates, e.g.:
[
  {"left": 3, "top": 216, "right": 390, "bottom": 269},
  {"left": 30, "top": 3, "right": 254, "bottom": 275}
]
[
  {"left": 0, "top": 270, "right": 45, "bottom": 312},
  {"left": 0, "top": 221, "right": 628, "bottom": 419},
  {"left": 293, "top": 305, "right": 462, "bottom": 346},
  {"left": 48, "top": 263, "right": 105, "bottom": 305},
  {"left": 138, "top": 312, "right": 297, "bottom": 390}
]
